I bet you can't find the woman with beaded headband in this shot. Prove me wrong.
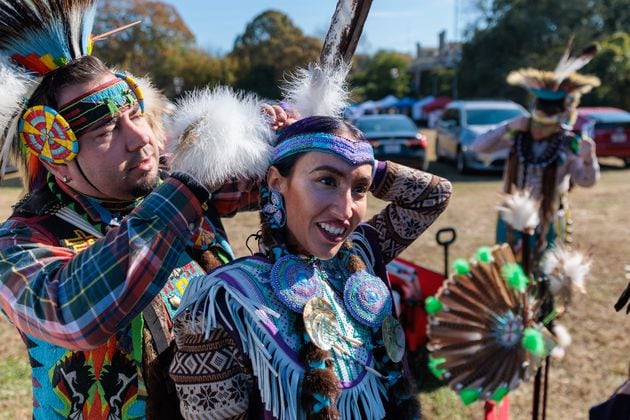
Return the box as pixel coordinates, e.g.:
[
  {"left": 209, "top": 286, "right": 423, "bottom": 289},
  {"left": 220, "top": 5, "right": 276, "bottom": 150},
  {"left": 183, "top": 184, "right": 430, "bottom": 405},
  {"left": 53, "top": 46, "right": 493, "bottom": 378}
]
[
  {"left": 169, "top": 88, "right": 452, "bottom": 417},
  {"left": 471, "top": 40, "right": 601, "bottom": 260},
  {"left": 0, "top": 1, "right": 292, "bottom": 418}
]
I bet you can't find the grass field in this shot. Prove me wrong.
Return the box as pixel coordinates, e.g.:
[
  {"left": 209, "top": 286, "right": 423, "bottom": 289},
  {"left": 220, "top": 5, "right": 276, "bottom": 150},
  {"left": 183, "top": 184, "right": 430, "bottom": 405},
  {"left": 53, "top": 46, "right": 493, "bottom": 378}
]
[{"left": 0, "top": 131, "right": 628, "bottom": 419}]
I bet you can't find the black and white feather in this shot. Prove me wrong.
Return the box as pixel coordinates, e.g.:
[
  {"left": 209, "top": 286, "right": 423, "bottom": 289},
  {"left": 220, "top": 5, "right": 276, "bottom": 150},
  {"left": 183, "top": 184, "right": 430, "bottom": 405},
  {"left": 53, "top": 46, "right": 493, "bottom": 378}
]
[{"left": 167, "top": 86, "right": 274, "bottom": 190}]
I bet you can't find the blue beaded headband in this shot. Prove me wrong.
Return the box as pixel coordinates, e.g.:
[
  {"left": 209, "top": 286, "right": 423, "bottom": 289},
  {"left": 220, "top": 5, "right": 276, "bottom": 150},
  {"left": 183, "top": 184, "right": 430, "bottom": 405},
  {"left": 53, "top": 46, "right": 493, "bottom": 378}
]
[{"left": 273, "top": 132, "right": 375, "bottom": 166}]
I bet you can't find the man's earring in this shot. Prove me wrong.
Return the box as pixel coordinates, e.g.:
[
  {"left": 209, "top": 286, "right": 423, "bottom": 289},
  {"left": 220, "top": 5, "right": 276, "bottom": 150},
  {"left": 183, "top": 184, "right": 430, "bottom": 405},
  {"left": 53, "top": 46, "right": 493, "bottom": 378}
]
[{"left": 62, "top": 176, "right": 69, "bottom": 183}]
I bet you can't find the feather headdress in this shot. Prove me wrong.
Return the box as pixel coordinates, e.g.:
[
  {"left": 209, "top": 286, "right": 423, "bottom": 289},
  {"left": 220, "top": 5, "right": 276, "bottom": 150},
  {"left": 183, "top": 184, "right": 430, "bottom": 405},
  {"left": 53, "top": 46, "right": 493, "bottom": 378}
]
[
  {"left": 506, "top": 39, "right": 600, "bottom": 102},
  {"left": 167, "top": 87, "right": 275, "bottom": 190},
  {"left": 0, "top": 0, "right": 98, "bottom": 179}
]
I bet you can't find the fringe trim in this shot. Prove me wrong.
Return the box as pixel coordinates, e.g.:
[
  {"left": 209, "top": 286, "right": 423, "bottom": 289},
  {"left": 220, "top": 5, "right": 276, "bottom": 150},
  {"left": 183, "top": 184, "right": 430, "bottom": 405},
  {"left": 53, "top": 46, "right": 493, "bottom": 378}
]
[{"left": 180, "top": 264, "right": 389, "bottom": 420}]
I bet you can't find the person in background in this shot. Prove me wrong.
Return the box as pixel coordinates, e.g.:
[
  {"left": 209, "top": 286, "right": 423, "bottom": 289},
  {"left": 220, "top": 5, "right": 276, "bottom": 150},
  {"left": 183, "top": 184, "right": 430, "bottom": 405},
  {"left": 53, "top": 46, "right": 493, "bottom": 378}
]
[{"left": 471, "top": 42, "right": 600, "bottom": 258}]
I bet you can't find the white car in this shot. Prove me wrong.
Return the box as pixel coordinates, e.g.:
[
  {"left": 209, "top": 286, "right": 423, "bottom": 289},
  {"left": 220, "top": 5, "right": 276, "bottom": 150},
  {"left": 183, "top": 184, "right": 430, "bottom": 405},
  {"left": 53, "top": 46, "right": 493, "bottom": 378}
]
[{"left": 435, "top": 100, "right": 528, "bottom": 174}]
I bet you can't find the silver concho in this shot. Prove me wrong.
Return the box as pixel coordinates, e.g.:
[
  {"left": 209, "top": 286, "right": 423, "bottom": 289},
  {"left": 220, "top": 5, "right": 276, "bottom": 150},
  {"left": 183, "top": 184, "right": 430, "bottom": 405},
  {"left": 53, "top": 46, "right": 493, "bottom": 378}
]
[
  {"left": 382, "top": 315, "right": 406, "bottom": 363},
  {"left": 303, "top": 297, "right": 340, "bottom": 351}
]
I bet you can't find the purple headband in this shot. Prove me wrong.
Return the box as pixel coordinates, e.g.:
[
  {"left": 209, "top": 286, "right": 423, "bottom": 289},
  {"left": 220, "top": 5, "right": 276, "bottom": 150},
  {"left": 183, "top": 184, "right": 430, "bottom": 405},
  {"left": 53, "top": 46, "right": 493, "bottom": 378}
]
[{"left": 273, "top": 132, "right": 374, "bottom": 166}]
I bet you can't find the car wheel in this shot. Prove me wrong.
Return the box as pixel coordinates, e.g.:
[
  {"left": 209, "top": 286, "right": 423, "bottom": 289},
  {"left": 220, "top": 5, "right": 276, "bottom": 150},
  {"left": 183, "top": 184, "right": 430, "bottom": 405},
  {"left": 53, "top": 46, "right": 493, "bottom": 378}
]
[{"left": 456, "top": 149, "right": 469, "bottom": 174}]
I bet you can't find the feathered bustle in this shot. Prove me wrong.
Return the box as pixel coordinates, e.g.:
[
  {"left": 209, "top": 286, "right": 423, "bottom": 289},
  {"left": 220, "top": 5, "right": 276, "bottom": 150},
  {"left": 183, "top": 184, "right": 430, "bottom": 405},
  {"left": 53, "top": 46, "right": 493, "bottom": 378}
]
[
  {"left": 281, "top": 61, "right": 351, "bottom": 119},
  {"left": 167, "top": 86, "right": 274, "bottom": 190},
  {"left": 497, "top": 189, "right": 540, "bottom": 233}
]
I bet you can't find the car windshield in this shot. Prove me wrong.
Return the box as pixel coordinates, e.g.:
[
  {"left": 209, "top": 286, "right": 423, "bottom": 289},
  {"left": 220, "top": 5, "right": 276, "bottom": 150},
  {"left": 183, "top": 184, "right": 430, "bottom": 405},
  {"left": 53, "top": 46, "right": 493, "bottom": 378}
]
[
  {"left": 466, "top": 109, "right": 523, "bottom": 125},
  {"left": 356, "top": 117, "right": 417, "bottom": 133},
  {"left": 585, "top": 111, "right": 630, "bottom": 124}
]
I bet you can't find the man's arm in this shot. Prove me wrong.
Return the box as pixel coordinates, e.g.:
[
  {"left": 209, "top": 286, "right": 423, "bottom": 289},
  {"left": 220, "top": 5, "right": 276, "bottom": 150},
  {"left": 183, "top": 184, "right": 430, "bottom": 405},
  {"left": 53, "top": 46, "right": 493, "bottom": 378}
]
[{"left": 0, "top": 176, "right": 207, "bottom": 350}]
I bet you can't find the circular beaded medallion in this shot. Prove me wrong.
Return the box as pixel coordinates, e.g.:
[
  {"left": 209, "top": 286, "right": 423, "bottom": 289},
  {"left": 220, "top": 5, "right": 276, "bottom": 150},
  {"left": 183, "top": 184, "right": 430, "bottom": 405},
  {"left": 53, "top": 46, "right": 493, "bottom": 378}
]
[
  {"left": 19, "top": 105, "right": 78, "bottom": 163},
  {"left": 271, "top": 255, "right": 322, "bottom": 312},
  {"left": 343, "top": 270, "right": 392, "bottom": 328}
]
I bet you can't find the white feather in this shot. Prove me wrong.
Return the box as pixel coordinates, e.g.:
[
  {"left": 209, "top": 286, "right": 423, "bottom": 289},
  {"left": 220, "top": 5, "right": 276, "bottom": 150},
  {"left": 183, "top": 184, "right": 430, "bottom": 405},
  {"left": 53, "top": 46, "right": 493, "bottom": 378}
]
[
  {"left": 0, "top": 58, "right": 35, "bottom": 176},
  {"left": 167, "top": 86, "right": 274, "bottom": 190},
  {"left": 281, "top": 61, "right": 351, "bottom": 118},
  {"left": 497, "top": 189, "right": 540, "bottom": 232}
]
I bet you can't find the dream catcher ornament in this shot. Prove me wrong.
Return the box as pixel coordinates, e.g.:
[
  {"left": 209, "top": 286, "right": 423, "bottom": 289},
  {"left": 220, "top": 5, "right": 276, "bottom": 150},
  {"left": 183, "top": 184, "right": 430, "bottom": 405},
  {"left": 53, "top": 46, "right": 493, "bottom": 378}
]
[{"left": 425, "top": 244, "right": 557, "bottom": 406}]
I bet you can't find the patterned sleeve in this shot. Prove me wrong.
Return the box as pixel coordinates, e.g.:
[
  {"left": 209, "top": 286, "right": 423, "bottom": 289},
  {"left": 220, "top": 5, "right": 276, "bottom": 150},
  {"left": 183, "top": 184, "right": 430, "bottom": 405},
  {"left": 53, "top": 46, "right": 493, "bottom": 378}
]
[
  {"left": 366, "top": 161, "right": 452, "bottom": 264},
  {"left": 211, "top": 180, "right": 261, "bottom": 217},
  {"left": 0, "top": 178, "right": 204, "bottom": 350},
  {"left": 170, "top": 309, "right": 254, "bottom": 419}
]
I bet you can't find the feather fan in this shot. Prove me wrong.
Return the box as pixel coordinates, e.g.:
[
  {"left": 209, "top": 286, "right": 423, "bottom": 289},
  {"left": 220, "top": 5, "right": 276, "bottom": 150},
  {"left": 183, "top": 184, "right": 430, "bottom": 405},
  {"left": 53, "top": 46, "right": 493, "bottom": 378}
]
[
  {"left": 280, "top": 61, "right": 351, "bottom": 119},
  {"left": 426, "top": 244, "right": 552, "bottom": 405},
  {"left": 167, "top": 86, "right": 274, "bottom": 190}
]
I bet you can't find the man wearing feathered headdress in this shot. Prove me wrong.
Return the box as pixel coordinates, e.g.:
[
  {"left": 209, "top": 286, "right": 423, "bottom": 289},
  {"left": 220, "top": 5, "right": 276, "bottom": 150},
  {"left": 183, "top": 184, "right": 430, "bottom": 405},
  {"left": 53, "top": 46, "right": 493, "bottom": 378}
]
[
  {"left": 472, "top": 40, "right": 601, "bottom": 258},
  {"left": 0, "top": 1, "right": 289, "bottom": 418}
]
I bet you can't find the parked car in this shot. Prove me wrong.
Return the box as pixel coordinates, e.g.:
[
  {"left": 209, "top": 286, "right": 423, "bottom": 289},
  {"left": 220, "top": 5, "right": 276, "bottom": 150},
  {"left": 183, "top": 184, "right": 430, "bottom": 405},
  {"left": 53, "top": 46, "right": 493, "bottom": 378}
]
[
  {"left": 354, "top": 114, "right": 429, "bottom": 170},
  {"left": 573, "top": 107, "right": 630, "bottom": 167},
  {"left": 435, "top": 99, "right": 528, "bottom": 174}
]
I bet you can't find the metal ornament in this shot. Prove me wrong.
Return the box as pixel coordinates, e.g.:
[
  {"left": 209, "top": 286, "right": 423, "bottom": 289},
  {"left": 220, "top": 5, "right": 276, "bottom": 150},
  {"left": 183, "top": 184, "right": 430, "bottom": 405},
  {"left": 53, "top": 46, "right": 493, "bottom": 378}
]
[
  {"left": 303, "top": 297, "right": 340, "bottom": 351},
  {"left": 382, "top": 315, "right": 405, "bottom": 363}
]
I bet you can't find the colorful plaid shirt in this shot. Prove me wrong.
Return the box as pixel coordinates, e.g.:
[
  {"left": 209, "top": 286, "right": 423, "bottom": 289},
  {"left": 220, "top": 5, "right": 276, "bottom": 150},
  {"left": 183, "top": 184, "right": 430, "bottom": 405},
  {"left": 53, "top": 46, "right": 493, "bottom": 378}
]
[{"left": 0, "top": 176, "right": 258, "bottom": 350}]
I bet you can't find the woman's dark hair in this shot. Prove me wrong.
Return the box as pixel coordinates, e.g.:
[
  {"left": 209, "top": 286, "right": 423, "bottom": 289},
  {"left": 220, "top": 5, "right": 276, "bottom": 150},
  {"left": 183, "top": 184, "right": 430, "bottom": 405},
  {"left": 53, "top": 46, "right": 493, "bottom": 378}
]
[
  {"left": 273, "top": 115, "right": 367, "bottom": 176},
  {"left": 28, "top": 55, "right": 111, "bottom": 109}
]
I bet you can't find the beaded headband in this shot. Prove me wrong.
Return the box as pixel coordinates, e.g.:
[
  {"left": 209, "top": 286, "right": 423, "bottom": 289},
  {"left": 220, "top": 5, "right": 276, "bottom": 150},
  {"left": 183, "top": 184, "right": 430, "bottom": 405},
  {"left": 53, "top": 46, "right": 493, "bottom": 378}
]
[
  {"left": 273, "top": 132, "right": 374, "bottom": 166},
  {"left": 18, "top": 73, "right": 144, "bottom": 164}
]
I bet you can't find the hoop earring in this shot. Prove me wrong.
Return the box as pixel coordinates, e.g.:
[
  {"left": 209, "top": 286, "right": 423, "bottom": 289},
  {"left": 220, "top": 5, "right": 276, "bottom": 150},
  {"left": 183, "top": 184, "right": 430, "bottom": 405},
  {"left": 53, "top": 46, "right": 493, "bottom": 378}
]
[{"left": 261, "top": 187, "right": 286, "bottom": 229}]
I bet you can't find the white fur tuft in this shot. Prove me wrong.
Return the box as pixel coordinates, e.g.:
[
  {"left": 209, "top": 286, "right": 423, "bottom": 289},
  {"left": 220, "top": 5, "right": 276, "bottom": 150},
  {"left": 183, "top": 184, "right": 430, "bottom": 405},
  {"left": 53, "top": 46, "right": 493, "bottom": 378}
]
[
  {"left": 542, "top": 246, "right": 591, "bottom": 302},
  {"left": 167, "top": 86, "right": 274, "bottom": 190},
  {"left": 281, "top": 61, "right": 351, "bottom": 118},
  {"left": 0, "top": 58, "right": 35, "bottom": 176},
  {"left": 552, "top": 324, "right": 572, "bottom": 348},
  {"left": 497, "top": 189, "right": 540, "bottom": 232}
]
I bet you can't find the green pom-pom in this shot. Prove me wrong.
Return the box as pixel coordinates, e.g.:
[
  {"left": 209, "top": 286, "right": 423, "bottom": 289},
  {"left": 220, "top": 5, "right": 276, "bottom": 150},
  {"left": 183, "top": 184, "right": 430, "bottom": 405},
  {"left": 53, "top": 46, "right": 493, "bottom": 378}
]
[
  {"left": 522, "top": 328, "right": 546, "bottom": 357},
  {"left": 425, "top": 296, "right": 444, "bottom": 314},
  {"left": 453, "top": 258, "right": 470, "bottom": 275},
  {"left": 502, "top": 263, "right": 529, "bottom": 292},
  {"left": 459, "top": 388, "right": 480, "bottom": 405},
  {"left": 428, "top": 356, "right": 446, "bottom": 379},
  {"left": 475, "top": 246, "right": 493, "bottom": 264},
  {"left": 491, "top": 386, "right": 510, "bottom": 402}
]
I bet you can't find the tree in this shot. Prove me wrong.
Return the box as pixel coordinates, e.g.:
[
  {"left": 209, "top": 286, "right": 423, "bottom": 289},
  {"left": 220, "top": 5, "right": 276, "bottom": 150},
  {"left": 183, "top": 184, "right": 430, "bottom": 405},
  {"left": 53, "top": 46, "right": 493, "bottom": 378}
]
[
  {"left": 229, "top": 10, "right": 322, "bottom": 99},
  {"left": 93, "top": 0, "right": 228, "bottom": 97},
  {"left": 583, "top": 32, "right": 630, "bottom": 109},
  {"left": 458, "top": 0, "right": 630, "bottom": 107},
  {"left": 350, "top": 50, "right": 412, "bottom": 102}
]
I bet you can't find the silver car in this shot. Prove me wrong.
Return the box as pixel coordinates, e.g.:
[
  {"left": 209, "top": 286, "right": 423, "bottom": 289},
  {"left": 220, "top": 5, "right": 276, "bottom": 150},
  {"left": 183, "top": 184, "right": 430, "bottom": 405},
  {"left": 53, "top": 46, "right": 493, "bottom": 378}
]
[{"left": 435, "top": 100, "right": 528, "bottom": 174}]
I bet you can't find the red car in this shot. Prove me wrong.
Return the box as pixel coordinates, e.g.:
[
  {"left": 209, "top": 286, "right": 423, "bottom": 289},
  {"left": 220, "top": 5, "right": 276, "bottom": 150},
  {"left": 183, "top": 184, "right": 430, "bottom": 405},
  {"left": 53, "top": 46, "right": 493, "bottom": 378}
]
[{"left": 574, "top": 107, "right": 630, "bottom": 167}]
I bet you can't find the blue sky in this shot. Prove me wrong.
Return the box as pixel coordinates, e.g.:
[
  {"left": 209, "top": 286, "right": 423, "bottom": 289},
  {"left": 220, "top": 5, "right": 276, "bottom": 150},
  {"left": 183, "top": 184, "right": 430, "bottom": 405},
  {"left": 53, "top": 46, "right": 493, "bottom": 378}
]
[{"left": 161, "top": 0, "right": 479, "bottom": 56}]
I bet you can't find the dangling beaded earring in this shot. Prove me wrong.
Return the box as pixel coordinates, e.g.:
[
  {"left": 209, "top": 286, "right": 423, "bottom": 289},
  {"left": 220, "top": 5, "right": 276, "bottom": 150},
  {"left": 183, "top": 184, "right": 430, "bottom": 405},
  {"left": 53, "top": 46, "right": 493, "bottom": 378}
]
[{"left": 261, "top": 185, "right": 286, "bottom": 229}]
